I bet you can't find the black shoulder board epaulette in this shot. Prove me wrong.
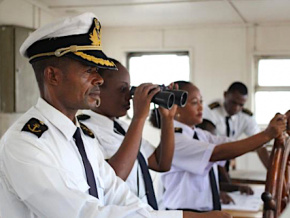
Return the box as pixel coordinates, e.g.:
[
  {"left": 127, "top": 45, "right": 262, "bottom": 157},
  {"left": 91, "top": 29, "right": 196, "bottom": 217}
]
[
  {"left": 208, "top": 102, "right": 220, "bottom": 110},
  {"left": 242, "top": 108, "right": 253, "bottom": 116},
  {"left": 79, "top": 122, "right": 95, "bottom": 138},
  {"left": 77, "top": 114, "right": 91, "bottom": 121},
  {"left": 21, "top": 118, "right": 48, "bottom": 138},
  {"left": 174, "top": 127, "right": 183, "bottom": 133}
]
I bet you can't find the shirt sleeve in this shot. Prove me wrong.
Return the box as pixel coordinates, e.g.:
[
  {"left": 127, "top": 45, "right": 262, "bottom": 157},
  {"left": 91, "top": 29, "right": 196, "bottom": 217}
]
[
  {"left": 1, "top": 134, "right": 182, "bottom": 218},
  {"left": 172, "top": 133, "right": 216, "bottom": 175},
  {"left": 202, "top": 130, "right": 231, "bottom": 167}
]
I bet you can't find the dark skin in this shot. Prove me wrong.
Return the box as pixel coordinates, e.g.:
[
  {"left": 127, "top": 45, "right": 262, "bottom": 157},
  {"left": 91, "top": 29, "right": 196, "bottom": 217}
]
[
  {"left": 36, "top": 57, "right": 232, "bottom": 218},
  {"left": 223, "top": 90, "right": 270, "bottom": 169},
  {"left": 93, "top": 64, "right": 232, "bottom": 218},
  {"left": 93, "top": 62, "right": 177, "bottom": 180},
  {"left": 38, "top": 57, "right": 103, "bottom": 122},
  {"left": 175, "top": 83, "right": 286, "bottom": 165},
  {"left": 174, "top": 84, "right": 285, "bottom": 210},
  {"left": 286, "top": 110, "right": 290, "bottom": 136},
  {"left": 221, "top": 90, "right": 270, "bottom": 200}
]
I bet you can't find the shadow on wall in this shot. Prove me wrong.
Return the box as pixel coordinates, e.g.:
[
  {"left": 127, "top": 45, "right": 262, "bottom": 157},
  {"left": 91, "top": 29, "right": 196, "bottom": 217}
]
[{"left": 0, "top": 113, "right": 23, "bottom": 137}]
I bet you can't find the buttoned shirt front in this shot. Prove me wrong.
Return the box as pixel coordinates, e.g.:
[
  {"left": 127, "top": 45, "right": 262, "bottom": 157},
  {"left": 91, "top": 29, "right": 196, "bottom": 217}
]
[
  {"left": 203, "top": 100, "right": 260, "bottom": 139},
  {"left": 81, "top": 110, "right": 155, "bottom": 204},
  {"left": 162, "top": 120, "right": 231, "bottom": 211},
  {"left": 0, "top": 98, "right": 181, "bottom": 218}
]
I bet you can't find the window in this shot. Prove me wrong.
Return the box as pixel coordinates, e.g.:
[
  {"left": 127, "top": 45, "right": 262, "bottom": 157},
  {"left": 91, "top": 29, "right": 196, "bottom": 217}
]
[
  {"left": 255, "top": 58, "right": 290, "bottom": 125},
  {"left": 127, "top": 52, "right": 190, "bottom": 86},
  {"left": 126, "top": 52, "right": 190, "bottom": 117}
]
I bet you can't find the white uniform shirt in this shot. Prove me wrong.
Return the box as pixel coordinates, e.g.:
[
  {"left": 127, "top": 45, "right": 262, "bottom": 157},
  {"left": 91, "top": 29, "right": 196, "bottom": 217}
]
[
  {"left": 203, "top": 100, "right": 260, "bottom": 139},
  {"left": 81, "top": 110, "right": 155, "bottom": 204},
  {"left": 162, "top": 120, "right": 231, "bottom": 211},
  {"left": 0, "top": 98, "right": 181, "bottom": 218}
]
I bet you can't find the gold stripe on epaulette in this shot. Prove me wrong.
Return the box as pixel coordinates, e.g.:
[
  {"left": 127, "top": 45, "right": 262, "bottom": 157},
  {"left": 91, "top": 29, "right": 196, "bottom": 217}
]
[
  {"left": 174, "top": 127, "right": 183, "bottom": 133},
  {"left": 208, "top": 102, "right": 220, "bottom": 110},
  {"left": 80, "top": 123, "right": 95, "bottom": 138},
  {"left": 242, "top": 108, "right": 253, "bottom": 116}
]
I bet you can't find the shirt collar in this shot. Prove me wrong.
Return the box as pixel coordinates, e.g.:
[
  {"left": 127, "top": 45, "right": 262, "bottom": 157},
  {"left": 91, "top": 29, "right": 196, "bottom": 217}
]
[
  {"left": 221, "top": 103, "right": 240, "bottom": 121},
  {"left": 35, "top": 98, "right": 77, "bottom": 140}
]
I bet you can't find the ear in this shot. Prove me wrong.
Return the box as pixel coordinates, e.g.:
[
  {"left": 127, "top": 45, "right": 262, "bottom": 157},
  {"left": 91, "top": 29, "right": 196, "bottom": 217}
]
[
  {"left": 223, "top": 91, "right": 227, "bottom": 98},
  {"left": 44, "top": 66, "right": 62, "bottom": 86},
  {"left": 174, "top": 107, "right": 182, "bottom": 120}
]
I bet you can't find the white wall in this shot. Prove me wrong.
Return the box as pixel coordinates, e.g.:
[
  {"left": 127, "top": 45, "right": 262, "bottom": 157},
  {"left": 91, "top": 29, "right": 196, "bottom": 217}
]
[
  {"left": 102, "top": 23, "right": 290, "bottom": 172},
  {"left": 0, "top": 0, "right": 55, "bottom": 29},
  {"left": 102, "top": 25, "right": 252, "bottom": 107},
  {"left": 0, "top": 0, "right": 55, "bottom": 137}
]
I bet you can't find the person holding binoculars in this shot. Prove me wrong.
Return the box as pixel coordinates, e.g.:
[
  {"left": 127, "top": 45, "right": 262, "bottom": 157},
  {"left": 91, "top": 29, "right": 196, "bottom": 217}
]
[
  {"left": 78, "top": 58, "right": 179, "bottom": 209},
  {"left": 149, "top": 81, "right": 287, "bottom": 213},
  {"left": 77, "top": 58, "right": 234, "bottom": 217}
]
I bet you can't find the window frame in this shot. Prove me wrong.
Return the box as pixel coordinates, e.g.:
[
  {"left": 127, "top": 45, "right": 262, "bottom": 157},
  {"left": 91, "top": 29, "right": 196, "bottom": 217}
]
[
  {"left": 255, "top": 56, "right": 290, "bottom": 92},
  {"left": 254, "top": 55, "right": 290, "bottom": 125}
]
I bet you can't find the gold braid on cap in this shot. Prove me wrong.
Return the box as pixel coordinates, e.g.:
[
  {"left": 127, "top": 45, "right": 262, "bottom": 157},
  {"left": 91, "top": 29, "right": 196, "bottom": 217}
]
[
  {"left": 29, "top": 45, "right": 102, "bottom": 60},
  {"left": 28, "top": 45, "right": 115, "bottom": 67},
  {"left": 74, "top": 52, "right": 115, "bottom": 67}
]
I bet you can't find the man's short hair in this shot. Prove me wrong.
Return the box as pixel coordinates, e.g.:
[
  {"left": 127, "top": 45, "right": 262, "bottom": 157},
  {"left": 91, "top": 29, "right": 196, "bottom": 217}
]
[
  {"left": 227, "top": 81, "right": 248, "bottom": 95},
  {"left": 31, "top": 57, "right": 70, "bottom": 92}
]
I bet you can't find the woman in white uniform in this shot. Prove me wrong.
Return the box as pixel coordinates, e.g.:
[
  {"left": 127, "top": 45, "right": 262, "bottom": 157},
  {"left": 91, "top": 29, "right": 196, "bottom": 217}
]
[{"left": 149, "top": 81, "right": 286, "bottom": 212}]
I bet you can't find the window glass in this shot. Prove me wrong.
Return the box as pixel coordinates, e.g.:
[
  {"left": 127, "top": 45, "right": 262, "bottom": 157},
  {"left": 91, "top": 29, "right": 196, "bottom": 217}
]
[
  {"left": 256, "top": 58, "right": 290, "bottom": 125},
  {"left": 255, "top": 91, "right": 290, "bottom": 125},
  {"left": 258, "top": 59, "right": 290, "bottom": 86},
  {"left": 129, "top": 53, "right": 189, "bottom": 86},
  {"left": 127, "top": 52, "right": 190, "bottom": 118}
]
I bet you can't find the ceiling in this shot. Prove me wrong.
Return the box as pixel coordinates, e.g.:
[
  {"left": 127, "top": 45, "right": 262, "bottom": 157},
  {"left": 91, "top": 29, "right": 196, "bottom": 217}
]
[{"left": 26, "top": 0, "right": 290, "bottom": 27}]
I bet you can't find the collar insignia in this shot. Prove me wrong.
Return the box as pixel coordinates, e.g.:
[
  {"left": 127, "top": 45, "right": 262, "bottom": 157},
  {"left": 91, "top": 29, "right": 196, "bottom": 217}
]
[
  {"left": 208, "top": 102, "right": 220, "bottom": 110},
  {"left": 22, "top": 118, "right": 48, "bottom": 138},
  {"left": 80, "top": 122, "right": 95, "bottom": 138},
  {"left": 174, "top": 127, "right": 183, "bottom": 133}
]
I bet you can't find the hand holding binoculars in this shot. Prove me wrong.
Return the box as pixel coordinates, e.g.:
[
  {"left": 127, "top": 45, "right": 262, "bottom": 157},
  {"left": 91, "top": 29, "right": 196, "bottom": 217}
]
[{"left": 130, "top": 85, "right": 188, "bottom": 109}]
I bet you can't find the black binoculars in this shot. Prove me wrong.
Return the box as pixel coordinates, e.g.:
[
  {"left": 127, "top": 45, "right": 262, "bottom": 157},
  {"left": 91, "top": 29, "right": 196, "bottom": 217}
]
[{"left": 130, "top": 85, "right": 188, "bottom": 109}]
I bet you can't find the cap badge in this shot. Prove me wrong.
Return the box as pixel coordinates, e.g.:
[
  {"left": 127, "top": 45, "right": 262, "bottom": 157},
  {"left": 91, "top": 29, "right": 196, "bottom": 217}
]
[{"left": 90, "top": 18, "right": 101, "bottom": 46}]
